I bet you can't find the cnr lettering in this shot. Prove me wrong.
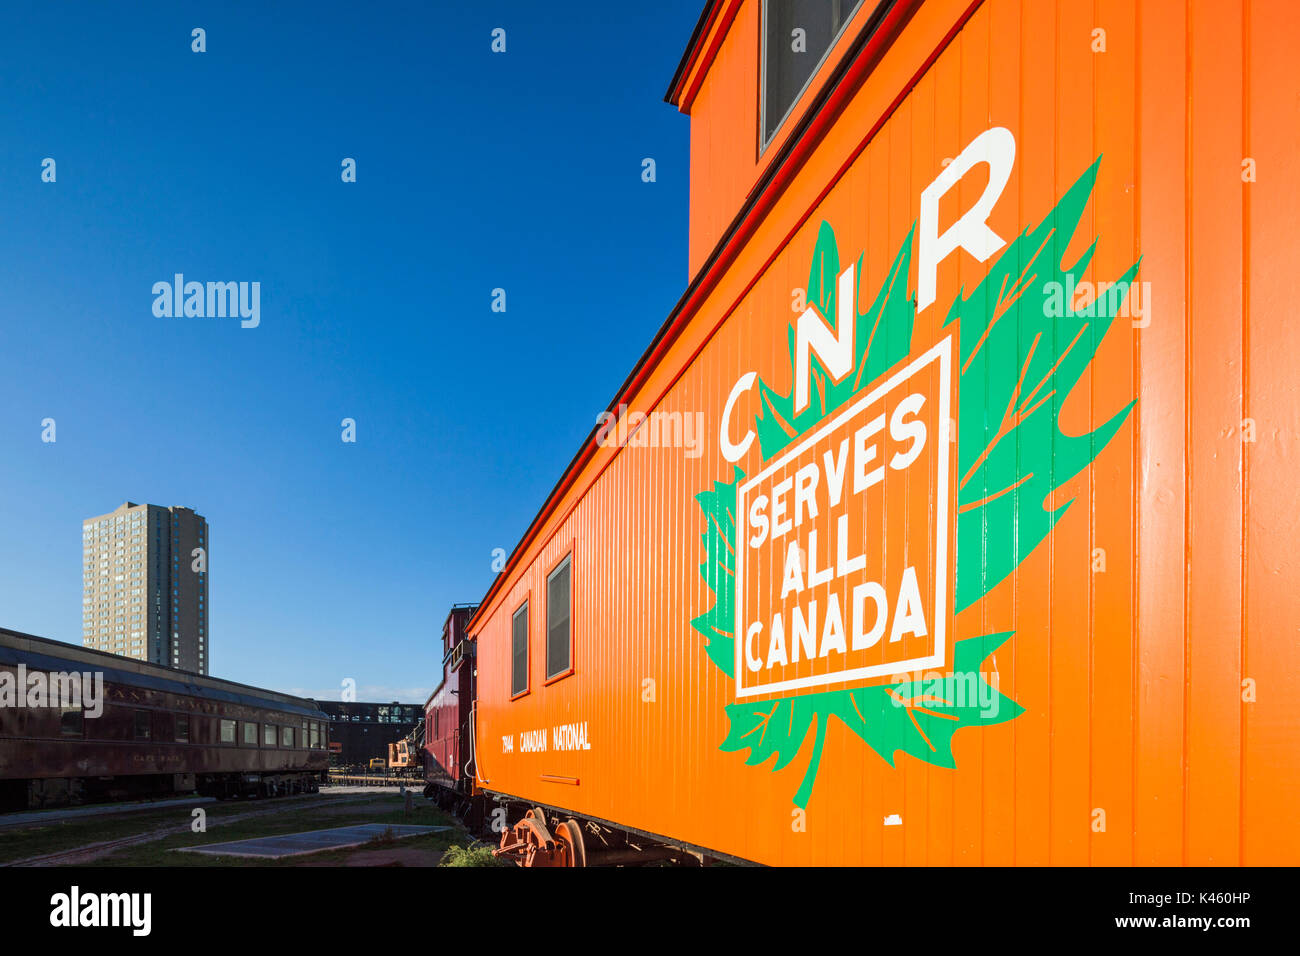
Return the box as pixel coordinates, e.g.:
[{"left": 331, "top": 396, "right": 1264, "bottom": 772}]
[{"left": 719, "top": 126, "right": 1014, "bottom": 464}]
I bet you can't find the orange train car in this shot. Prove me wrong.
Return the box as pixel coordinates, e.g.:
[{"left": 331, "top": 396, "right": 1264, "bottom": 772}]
[{"left": 467, "top": 0, "right": 1300, "bottom": 866}]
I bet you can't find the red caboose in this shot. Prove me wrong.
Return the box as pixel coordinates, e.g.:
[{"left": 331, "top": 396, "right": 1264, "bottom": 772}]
[{"left": 422, "top": 604, "right": 477, "bottom": 810}]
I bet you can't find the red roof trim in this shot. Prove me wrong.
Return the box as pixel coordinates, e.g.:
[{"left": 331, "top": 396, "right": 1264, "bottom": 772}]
[
  {"left": 670, "top": 0, "right": 744, "bottom": 114},
  {"left": 665, "top": 0, "right": 729, "bottom": 108}
]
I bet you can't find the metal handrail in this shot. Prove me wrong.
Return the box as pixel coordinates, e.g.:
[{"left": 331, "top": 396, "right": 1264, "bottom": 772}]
[{"left": 466, "top": 700, "right": 488, "bottom": 785}]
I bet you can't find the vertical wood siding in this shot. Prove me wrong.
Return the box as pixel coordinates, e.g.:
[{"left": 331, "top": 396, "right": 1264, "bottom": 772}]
[{"left": 471, "top": 0, "right": 1300, "bottom": 865}]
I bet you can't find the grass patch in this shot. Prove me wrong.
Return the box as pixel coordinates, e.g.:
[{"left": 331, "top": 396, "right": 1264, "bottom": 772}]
[
  {"left": 0, "top": 793, "right": 465, "bottom": 867},
  {"left": 90, "top": 794, "right": 463, "bottom": 866},
  {"left": 0, "top": 793, "right": 371, "bottom": 863},
  {"left": 0, "top": 805, "right": 203, "bottom": 864},
  {"left": 440, "top": 842, "right": 512, "bottom": 867}
]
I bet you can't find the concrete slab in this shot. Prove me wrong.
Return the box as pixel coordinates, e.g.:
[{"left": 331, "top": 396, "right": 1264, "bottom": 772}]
[{"left": 175, "top": 823, "right": 448, "bottom": 859}]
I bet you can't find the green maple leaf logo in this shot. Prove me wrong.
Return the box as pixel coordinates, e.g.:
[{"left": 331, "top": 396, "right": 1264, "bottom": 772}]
[{"left": 690, "top": 156, "right": 1138, "bottom": 806}]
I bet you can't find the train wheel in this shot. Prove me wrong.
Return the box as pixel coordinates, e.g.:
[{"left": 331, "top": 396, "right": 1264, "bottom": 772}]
[{"left": 556, "top": 819, "right": 586, "bottom": 868}]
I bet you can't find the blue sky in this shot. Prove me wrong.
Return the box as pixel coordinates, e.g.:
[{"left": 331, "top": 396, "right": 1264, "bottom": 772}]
[{"left": 0, "top": 1, "right": 698, "bottom": 701}]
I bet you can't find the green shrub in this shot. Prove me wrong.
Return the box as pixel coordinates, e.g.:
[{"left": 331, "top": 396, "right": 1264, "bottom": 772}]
[{"left": 439, "top": 842, "right": 511, "bottom": 867}]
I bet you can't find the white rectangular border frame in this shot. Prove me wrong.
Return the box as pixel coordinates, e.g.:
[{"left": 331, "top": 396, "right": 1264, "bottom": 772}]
[{"left": 733, "top": 337, "right": 953, "bottom": 699}]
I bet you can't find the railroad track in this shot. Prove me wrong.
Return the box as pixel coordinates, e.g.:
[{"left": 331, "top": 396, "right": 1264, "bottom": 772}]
[{"left": 324, "top": 775, "right": 422, "bottom": 787}]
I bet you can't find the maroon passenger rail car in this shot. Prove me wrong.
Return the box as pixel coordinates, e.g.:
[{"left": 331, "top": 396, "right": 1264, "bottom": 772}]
[{"left": 0, "top": 627, "right": 329, "bottom": 809}]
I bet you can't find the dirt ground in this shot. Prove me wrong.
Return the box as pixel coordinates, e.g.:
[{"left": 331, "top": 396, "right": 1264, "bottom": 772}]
[{"left": 302, "top": 847, "right": 446, "bottom": 867}]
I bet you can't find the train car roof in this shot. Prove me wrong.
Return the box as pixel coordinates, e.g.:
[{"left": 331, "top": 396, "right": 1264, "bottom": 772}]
[{"left": 0, "top": 626, "right": 326, "bottom": 719}]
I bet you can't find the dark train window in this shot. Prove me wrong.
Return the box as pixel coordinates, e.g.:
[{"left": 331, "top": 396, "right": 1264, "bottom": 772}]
[
  {"left": 546, "top": 554, "right": 572, "bottom": 680},
  {"left": 281, "top": 725, "right": 294, "bottom": 747},
  {"left": 133, "top": 709, "right": 151, "bottom": 740},
  {"left": 511, "top": 600, "right": 529, "bottom": 698},
  {"left": 309, "top": 723, "right": 319, "bottom": 749},
  {"left": 175, "top": 714, "right": 190, "bottom": 742},
  {"left": 220, "top": 719, "right": 236, "bottom": 744},
  {"left": 60, "top": 707, "right": 84, "bottom": 738},
  {"left": 242, "top": 722, "right": 257, "bottom": 745},
  {"left": 263, "top": 724, "right": 276, "bottom": 747},
  {"left": 761, "top": 0, "right": 866, "bottom": 150}
]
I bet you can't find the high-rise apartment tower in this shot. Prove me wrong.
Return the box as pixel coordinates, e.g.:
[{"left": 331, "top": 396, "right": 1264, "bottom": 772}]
[{"left": 81, "top": 502, "right": 208, "bottom": 673}]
